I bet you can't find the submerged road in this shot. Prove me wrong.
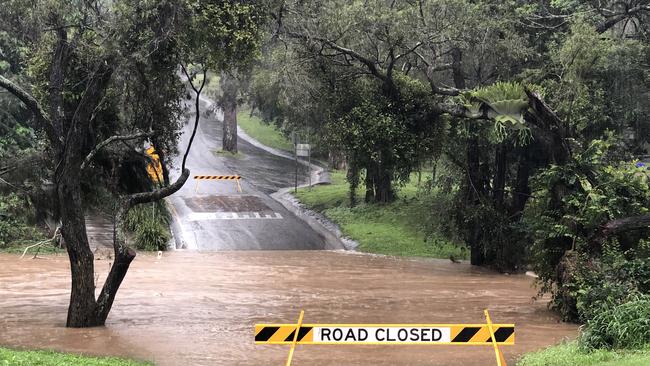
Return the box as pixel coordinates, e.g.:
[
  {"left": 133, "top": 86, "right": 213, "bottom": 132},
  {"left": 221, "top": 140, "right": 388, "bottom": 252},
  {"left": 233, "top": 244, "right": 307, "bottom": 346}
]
[
  {"left": 0, "top": 252, "right": 577, "bottom": 366},
  {"left": 167, "top": 98, "right": 331, "bottom": 251}
]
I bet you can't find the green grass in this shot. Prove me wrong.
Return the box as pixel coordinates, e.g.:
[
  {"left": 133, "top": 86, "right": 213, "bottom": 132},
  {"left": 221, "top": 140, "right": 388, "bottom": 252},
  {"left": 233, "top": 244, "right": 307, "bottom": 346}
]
[
  {"left": 236, "top": 109, "right": 294, "bottom": 152},
  {"left": 0, "top": 347, "right": 151, "bottom": 366},
  {"left": 0, "top": 243, "right": 64, "bottom": 255},
  {"left": 213, "top": 149, "right": 244, "bottom": 158},
  {"left": 518, "top": 342, "right": 650, "bottom": 366},
  {"left": 295, "top": 171, "right": 466, "bottom": 259}
]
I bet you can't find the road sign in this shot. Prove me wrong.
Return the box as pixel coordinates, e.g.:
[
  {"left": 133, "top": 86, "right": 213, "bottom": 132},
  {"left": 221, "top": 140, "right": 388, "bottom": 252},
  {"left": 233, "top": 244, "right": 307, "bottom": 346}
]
[
  {"left": 256, "top": 310, "right": 514, "bottom": 366},
  {"left": 296, "top": 144, "right": 310, "bottom": 157},
  {"left": 254, "top": 324, "right": 514, "bottom": 345}
]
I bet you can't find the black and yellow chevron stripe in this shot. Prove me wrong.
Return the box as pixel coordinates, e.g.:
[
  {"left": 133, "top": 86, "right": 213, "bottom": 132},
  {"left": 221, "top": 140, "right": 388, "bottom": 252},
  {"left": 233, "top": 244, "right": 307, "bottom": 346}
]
[
  {"left": 193, "top": 175, "right": 241, "bottom": 180},
  {"left": 255, "top": 326, "right": 314, "bottom": 343},
  {"left": 450, "top": 325, "right": 514, "bottom": 344}
]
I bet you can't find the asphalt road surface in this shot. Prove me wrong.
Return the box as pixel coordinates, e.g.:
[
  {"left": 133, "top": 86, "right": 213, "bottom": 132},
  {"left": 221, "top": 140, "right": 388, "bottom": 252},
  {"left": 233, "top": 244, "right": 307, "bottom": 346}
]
[{"left": 166, "top": 97, "right": 328, "bottom": 251}]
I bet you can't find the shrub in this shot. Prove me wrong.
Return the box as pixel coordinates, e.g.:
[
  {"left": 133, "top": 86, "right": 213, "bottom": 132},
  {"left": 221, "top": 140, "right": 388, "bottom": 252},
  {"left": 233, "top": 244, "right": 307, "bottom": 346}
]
[
  {"left": 580, "top": 295, "right": 650, "bottom": 350},
  {"left": 133, "top": 221, "right": 170, "bottom": 251},
  {"left": 525, "top": 138, "right": 650, "bottom": 321},
  {"left": 124, "top": 202, "right": 172, "bottom": 251},
  {"left": 0, "top": 193, "right": 43, "bottom": 248},
  {"left": 124, "top": 202, "right": 170, "bottom": 232}
]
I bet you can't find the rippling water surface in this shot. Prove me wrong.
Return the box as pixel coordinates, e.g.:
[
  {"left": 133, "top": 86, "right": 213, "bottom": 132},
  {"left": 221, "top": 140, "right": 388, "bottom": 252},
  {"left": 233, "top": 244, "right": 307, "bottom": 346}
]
[{"left": 0, "top": 251, "right": 576, "bottom": 365}]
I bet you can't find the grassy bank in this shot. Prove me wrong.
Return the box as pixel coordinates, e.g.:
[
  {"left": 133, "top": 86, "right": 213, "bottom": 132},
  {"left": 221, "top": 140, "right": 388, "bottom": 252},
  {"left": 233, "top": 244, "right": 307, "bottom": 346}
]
[
  {"left": 295, "top": 171, "right": 466, "bottom": 259},
  {"left": 0, "top": 242, "right": 63, "bottom": 255},
  {"left": 236, "top": 109, "right": 293, "bottom": 152},
  {"left": 518, "top": 343, "right": 650, "bottom": 366},
  {"left": 0, "top": 347, "right": 151, "bottom": 366}
]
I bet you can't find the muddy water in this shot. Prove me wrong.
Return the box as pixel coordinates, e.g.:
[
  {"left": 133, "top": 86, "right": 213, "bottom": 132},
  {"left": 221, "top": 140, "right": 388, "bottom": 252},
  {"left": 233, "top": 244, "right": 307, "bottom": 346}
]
[{"left": 0, "top": 251, "right": 576, "bottom": 365}]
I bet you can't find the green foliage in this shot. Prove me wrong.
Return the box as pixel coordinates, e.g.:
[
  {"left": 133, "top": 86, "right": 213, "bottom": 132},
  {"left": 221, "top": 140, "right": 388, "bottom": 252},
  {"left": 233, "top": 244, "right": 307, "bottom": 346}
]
[
  {"left": 236, "top": 108, "right": 293, "bottom": 152},
  {"left": 326, "top": 75, "right": 445, "bottom": 202},
  {"left": 124, "top": 202, "right": 171, "bottom": 251},
  {"left": 526, "top": 138, "right": 650, "bottom": 321},
  {"left": 134, "top": 221, "right": 171, "bottom": 251},
  {"left": 461, "top": 82, "right": 532, "bottom": 144},
  {"left": 517, "top": 342, "right": 650, "bottom": 366},
  {"left": 581, "top": 295, "right": 650, "bottom": 350},
  {"left": 179, "top": 0, "right": 266, "bottom": 71},
  {"left": 0, "top": 193, "right": 43, "bottom": 248}
]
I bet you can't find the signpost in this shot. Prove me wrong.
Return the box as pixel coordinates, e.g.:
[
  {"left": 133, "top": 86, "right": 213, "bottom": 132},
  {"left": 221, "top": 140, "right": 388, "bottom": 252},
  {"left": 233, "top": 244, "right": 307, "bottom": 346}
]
[{"left": 292, "top": 131, "right": 312, "bottom": 193}]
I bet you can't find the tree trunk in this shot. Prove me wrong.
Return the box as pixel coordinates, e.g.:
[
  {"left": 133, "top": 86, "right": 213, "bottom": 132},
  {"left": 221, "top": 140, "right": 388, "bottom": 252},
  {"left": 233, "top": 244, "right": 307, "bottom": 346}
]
[
  {"left": 374, "top": 165, "right": 394, "bottom": 203},
  {"left": 222, "top": 99, "right": 237, "bottom": 153},
  {"left": 365, "top": 164, "right": 375, "bottom": 203},
  {"left": 492, "top": 143, "right": 507, "bottom": 210},
  {"left": 220, "top": 72, "right": 238, "bottom": 153},
  {"left": 510, "top": 156, "right": 531, "bottom": 219},
  {"left": 466, "top": 135, "right": 485, "bottom": 266},
  {"left": 58, "top": 170, "right": 100, "bottom": 327},
  {"left": 329, "top": 149, "right": 347, "bottom": 170}
]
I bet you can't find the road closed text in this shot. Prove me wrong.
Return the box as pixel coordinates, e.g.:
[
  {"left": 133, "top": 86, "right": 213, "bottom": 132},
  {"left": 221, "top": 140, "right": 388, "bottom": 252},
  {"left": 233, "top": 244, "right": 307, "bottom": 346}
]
[{"left": 314, "top": 327, "right": 451, "bottom": 344}]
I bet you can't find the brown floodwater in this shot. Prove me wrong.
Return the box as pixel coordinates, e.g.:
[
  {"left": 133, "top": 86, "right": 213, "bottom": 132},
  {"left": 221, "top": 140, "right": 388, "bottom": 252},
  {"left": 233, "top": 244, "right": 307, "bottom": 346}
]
[{"left": 0, "top": 251, "right": 576, "bottom": 365}]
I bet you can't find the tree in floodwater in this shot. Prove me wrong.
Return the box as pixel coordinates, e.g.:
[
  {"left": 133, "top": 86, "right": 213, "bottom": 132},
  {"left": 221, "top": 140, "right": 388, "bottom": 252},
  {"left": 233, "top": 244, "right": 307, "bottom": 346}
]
[{"left": 0, "top": 0, "right": 264, "bottom": 327}]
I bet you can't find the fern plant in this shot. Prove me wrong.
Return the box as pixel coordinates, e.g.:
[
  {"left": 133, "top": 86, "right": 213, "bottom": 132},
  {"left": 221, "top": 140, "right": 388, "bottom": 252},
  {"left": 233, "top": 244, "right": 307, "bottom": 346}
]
[{"left": 460, "top": 82, "right": 532, "bottom": 145}]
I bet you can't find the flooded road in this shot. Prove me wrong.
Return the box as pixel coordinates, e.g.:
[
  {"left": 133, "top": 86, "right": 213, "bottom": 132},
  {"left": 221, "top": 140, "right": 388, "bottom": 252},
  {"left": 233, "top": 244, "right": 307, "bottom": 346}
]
[{"left": 0, "top": 251, "right": 576, "bottom": 365}]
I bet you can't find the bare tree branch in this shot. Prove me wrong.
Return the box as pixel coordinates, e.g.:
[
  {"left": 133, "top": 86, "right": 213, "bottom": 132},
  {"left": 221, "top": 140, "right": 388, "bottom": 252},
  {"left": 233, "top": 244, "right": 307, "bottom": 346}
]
[
  {"left": 0, "top": 75, "right": 59, "bottom": 144},
  {"left": 80, "top": 131, "right": 154, "bottom": 170},
  {"left": 286, "top": 31, "right": 388, "bottom": 81}
]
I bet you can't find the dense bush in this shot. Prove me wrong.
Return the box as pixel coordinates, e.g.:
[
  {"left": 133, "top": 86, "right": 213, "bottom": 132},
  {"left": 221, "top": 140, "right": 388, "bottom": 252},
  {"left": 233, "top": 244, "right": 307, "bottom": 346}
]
[
  {"left": 525, "top": 139, "right": 650, "bottom": 321},
  {"left": 134, "top": 221, "right": 171, "bottom": 251},
  {"left": 580, "top": 295, "right": 650, "bottom": 350},
  {"left": 0, "top": 193, "right": 43, "bottom": 248},
  {"left": 124, "top": 202, "right": 172, "bottom": 251}
]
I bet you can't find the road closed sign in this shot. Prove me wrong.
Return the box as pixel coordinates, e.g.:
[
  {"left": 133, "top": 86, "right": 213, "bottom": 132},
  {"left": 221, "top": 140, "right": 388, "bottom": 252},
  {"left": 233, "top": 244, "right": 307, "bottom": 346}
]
[
  {"left": 314, "top": 326, "right": 451, "bottom": 343},
  {"left": 254, "top": 323, "right": 514, "bottom": 345},
  {"left": 257, "top": 310, "right": 513, "bottom": 366}
]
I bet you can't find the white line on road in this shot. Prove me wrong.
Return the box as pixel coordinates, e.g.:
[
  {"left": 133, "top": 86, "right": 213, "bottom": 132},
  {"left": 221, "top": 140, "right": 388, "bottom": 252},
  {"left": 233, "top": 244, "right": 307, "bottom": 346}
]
[{"left": 187, "top": 212, "right": 283, "bottom": 221}]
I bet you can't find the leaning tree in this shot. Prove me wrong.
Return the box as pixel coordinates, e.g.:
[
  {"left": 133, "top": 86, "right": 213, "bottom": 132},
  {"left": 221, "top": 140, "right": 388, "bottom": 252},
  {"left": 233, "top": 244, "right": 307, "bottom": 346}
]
[{"left": 0, "top": 0, "right": 264, "bottom": 327}]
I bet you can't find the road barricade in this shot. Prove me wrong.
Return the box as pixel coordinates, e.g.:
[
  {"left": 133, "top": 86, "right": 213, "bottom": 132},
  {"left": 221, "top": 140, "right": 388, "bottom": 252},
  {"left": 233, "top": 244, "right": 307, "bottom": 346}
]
[
  {"left": 255, "top": 310, "right": 512, "bottom": 366},
  {"left": 193, "top": 175, "right": 242, "bottom": 193}
]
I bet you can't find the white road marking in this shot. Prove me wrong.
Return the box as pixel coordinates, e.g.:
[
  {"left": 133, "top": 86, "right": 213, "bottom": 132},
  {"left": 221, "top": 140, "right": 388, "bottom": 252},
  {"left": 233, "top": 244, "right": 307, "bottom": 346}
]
[{"left": 187, "top": 212, "right": 283, "bottom": 221}]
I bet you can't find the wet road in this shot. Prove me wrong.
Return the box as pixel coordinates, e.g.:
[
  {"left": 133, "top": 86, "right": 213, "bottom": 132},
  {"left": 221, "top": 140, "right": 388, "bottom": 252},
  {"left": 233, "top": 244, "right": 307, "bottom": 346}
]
[
  {"left": 0, "top": 252, "right": 576, "bottom": 365},
  {"left": 166, "top": 98, "right": 331, "bottom": 250}
]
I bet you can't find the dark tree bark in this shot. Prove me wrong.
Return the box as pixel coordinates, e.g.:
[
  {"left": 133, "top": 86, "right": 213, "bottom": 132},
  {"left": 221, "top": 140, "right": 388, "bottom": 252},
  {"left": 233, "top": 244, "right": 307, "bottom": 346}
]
[
  {"left": 510, "top": 155, "right": 531, "bottom": 219},
  {"left": 222, "top": 99, "right": 238, "bottom": 153},
  {"left": 589, "top": 215, "right": 650, "bottom": 251},
  {"left": 220, "top": 72, "right": 239, "bottom": 153},
  {"left": 492, "top": 143, "right": 508, "bottom": 210}
]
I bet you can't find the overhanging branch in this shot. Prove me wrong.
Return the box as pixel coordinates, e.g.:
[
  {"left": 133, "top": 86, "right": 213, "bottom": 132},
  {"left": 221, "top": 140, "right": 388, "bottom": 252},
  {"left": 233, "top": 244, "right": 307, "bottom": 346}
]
[
  {"left": 0, "top": 75, "right": 59, "bottom": 144},
  {"left": 80, "top": 131, "right": 154, "bottom": 170}
]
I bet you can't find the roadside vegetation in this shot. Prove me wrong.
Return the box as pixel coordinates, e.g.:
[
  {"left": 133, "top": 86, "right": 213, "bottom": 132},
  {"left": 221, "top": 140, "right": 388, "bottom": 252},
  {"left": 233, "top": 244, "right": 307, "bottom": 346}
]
[
  {"left": 296, "top": 171, "right": 466, "bottom": 259},
  {"left": 0, "top": 347, "right": 151, "bottom": 366},
  {"left": 123, "top": 202, "right": 172, "bottom": 252},
  {"left": 237, "top": 109, "right": 294, "bottom": 152},
  {"left": 518, "top": 343, "right": 650, "bottom": 366}
]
